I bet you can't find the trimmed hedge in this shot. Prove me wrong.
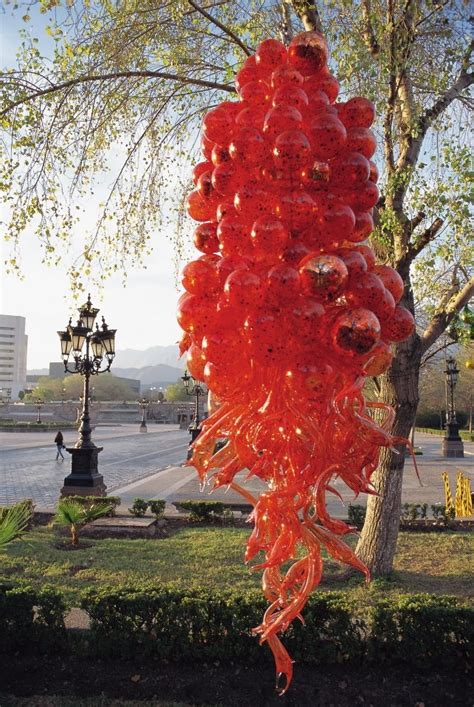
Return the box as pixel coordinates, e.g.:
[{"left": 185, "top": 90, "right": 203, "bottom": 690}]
[
  {"left": 177, "top": 500, "right": 225, "bottom": 522},
  {"left": 80, "top": 586, "right": 473, "bottom": 668},
  {"left": 81, "top": 585, "right": 363, "bottom": 663},
  {"left": 0, "top": 583, "right": 66, "bottom": 652},
  {"left": 369, "top": 594, "right": 473, "bottom": 668},
  {"left": 0, "top": 583, "right": 472, "bottom": 670}
]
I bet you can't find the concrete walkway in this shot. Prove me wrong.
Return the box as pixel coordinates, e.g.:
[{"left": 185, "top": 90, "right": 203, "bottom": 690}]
[{"left": 114, "top": 432, "right": 473, "bottom": 517}]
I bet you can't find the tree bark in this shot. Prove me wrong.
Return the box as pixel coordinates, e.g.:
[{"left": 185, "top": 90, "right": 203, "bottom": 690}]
[
  {"left": 71, "top": 524, "right": 79, "bottom": 546},
  {"left": 355, "top": 293, "right": 422, "bottom": 575}
]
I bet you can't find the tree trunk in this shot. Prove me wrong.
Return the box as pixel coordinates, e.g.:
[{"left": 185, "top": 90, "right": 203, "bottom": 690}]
[
  {"left": 71, "top": 524, "right": 79, "bottom": 546},
  {"left": 355, "top": 299, "right": 422, "bottom": 575}
]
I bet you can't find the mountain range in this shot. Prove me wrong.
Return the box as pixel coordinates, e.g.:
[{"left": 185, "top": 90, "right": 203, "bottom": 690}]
[{"left": 28, "top": 345, "right": 187, "bottom": 385}]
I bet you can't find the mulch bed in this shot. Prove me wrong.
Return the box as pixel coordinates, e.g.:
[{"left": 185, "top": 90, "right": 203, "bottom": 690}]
[{"left": 2, "top": 656, "right": 471, "bottom": 706}]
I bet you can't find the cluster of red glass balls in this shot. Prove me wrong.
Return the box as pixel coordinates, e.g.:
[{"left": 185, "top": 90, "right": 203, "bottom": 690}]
[{"left": 179, "top": 32, "right": 414, "bottom": 396}]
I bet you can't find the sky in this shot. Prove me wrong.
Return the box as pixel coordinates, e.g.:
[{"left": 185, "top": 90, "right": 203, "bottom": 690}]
[{"left": 0, "top": 6, "right": 184, "bottom": 369}]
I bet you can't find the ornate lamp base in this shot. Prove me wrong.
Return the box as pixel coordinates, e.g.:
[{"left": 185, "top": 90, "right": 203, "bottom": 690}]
[
  {"left": 60, "top": 446, "right": 107, "bottom": 497},
  {"left": 442, "top": 422, "right": 464, "bottom": 458}
]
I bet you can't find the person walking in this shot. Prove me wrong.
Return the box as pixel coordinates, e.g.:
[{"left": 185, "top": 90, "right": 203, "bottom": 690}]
[{"left": 54, "top": 431, "right": 65, "bottom": 461}]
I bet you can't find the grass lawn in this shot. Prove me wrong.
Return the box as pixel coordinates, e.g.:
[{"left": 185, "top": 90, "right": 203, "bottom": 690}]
[{"left": 1, "top": 525, "right": 472, "bottom": 606}]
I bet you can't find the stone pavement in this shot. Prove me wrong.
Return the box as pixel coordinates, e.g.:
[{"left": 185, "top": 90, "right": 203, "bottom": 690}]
[
  {"left": 114, "top": 431, "right": 473, "bottom": 517},
  {"left": 0, "top": 424, "right": 189, "bottom": 509},
  {"left": 1, "top": 426, "right": 472, "bottom": 515}
]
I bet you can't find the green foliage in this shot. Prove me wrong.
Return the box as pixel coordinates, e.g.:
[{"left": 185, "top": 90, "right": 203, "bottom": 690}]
[
  {"left": 80, "top": 585, "right": 365, "bottom": 663},
  {"left": 0, "top": 499, "right": 34, "bottom": 549},
  {"left": 27, "top": 374, "right": 136, "bottom": 402},
  {"left": 148, "top": 500, "right": 166, "bottom": 519},
  {"left": 54, "top": 498, "right": 113, "bottom": 545},
  {"left": 164, "top": 380, "right": 189, "bottom": 402},
  {"left": 0, "top": 581, "right": 471, "bottom": 670},
  {"left": 128, "top": 498, "right": 149, "bottom": 517},
  {"left": 347, "top": 504, "right": 366, "bottom": 529},
  {"left": 1, "top": 526, "right": 472, "bottom": 606},
  {"left": 431, "top": 504, "right": 455, "bottom": 522},
  {"left": 0, "top": 583, "right": 66, "bottom": 653},
  {"left": 65, "top": 496, "right": 121, "bottom": 517},
  {"left": 369, "top": 594, "right": 473, "bottom": 668},
  {"left": 178, "top": 500, "right": 225, "bottom": 522},
  {"left": 80, "top": 586, "right": 473, "bottom": 669}
]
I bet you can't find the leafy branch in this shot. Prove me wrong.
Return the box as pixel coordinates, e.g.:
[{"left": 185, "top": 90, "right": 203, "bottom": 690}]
[{"left": 0, "top": 69, "right": 235, "bottom": 118}]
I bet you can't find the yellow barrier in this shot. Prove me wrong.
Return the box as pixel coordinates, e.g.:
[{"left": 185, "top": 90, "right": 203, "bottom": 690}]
[
  {"left": 442, "top": 472, "right": 455, "bottom": 516},
  {"left": 447, "top": 471, "right": 473, "bottom": 518}
]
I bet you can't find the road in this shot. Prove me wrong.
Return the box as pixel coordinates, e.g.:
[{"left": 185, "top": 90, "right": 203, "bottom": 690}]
[{"left": 0, "top": 424, "right": 189, "bottom": 508}]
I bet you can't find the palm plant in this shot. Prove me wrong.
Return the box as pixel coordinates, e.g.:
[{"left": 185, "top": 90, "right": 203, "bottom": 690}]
[
  {"left": 0, "top": 501, "right": 33, "bottom": 549},
  {"left": 53, "top": 499, "right": 113, "bottom": 546}
]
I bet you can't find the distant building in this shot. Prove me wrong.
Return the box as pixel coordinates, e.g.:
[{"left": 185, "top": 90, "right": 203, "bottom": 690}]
[{"left": 0, "top": 314, "right": 28, "bottom": 400}]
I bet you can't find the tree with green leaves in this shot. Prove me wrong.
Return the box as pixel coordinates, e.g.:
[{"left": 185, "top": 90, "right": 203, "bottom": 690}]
[
  {"left": 165, "top": 379, "right": 190, "bottom": 401},
  {"left": 28, "top": 373, "right": 136, "bottom": 401},
  {"left": 1, "top": 1, "right": 473, "bottom": 574}
]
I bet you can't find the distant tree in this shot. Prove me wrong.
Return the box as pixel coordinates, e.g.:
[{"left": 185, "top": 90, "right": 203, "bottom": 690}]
[
  {"left": 165, "top": 380, "right": 189, "bottom": 402},
  {"left": 27, "top": 372, "right": 136, "bottom": 401},
  {"left": 26, "top": 376, "right": 63, "bottom": 402}
]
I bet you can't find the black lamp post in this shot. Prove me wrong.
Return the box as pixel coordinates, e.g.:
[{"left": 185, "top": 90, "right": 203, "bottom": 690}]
[
  {"left": 138, "top": 398, "right": 150, "bottom": 432},
  {"left": 58, "top": 294, "right": 117, "bottom": 497},
  {"left": 35, "top": 398, "right": 44, "bottom": 424},
  {"left": 181, "top": 370, "right": 207, "bottom": 458},
  {"left": 442, "top": 357, "right": 464, "bottom": 458}
]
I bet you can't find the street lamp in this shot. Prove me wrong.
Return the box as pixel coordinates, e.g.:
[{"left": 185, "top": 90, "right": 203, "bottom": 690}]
[
  {"left": 442, "top": 357, "right": 464, "bottom": 458},
  {"left": 35, "top": 398, "right": 44, "bottom": 424},
  {"left": 57, "top": 294, "right": 117, "bottom": 497},
  {"left": 181, "top": 370, "right": 207, "bottom": 458},
  {"left": 137, "top": 398, "right": 150, "bottom": 432}
]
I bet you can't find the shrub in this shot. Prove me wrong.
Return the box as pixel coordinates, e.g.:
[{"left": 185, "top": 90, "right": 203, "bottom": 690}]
[
  {"left": 347, "top": 504, "right": 366, "bottom": 529},
  {"left": 81, "top": 585, "right": 363, "bottom": 663},
  {"left": 0, "top": 499, "right": 34, "bottom": 548},
  {"left": 0, "top": 583, "right": 66, "bottom": 653},
  {"left": 128, "top": 498, "right": 149, "bottom": 517},
  {"left": 369, "top": 594, "right": 473, "bottom": 669},
  {"left": 401, "top": 503, "right": 420, "bottom": 521},
  {"left": 148, "top": 500, "right": 166, "bottom": 519},
  {"left": 178, "top": 500, "right": 225, "bottom": 522},
  {"left": 431, "top": 504, "right": 455, "bottom": 522},
  {"left": 53, "top": 499, "right": 114, "bottom": 545},
  {"left": 65, "top": 495, "right": 120, "bottom": 516},
  {"left": 80, "top": 586, "right": 472, "bottom": 669}
]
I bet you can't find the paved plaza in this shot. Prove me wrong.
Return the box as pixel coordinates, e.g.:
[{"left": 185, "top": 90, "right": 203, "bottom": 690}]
[
  {"left": 114, "top": 431, "right": 473, "bottom": 516},
  {"left": 1, "top": 427, "right": 472, "bottom": 513},
  {"left": 0, "top": 424, "right": 189, "bottom": 508}
]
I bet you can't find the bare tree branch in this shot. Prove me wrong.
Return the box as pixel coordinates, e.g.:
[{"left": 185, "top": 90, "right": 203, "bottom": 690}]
[
  {"left": 0, "top": 70, "right": 236, "bottom": 117},
  {"left": 421, "top": 276, "right": 474, "bottom": 354},
  {"left": 290, "top": 0, "right": 323, "bottom": 33},
  {"left": 186, "top": 0, "right": 252, "bottom": 55},
  {"left": 361, "top": 0, "right": 380, "bottom": 58},
  {"left": 406, "top": 216, "right": 444, "bottom": 260},
  {"left": 407, "top": 210, "right": 426, "bottom": 234},
  {"left": 421, "top": 340, "right": 456, "bottom": 368}
]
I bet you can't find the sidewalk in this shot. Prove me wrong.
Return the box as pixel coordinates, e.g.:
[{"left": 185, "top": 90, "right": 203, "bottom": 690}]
[{"left": 114, "top": 432, "right": 473, "bottom": 517}]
